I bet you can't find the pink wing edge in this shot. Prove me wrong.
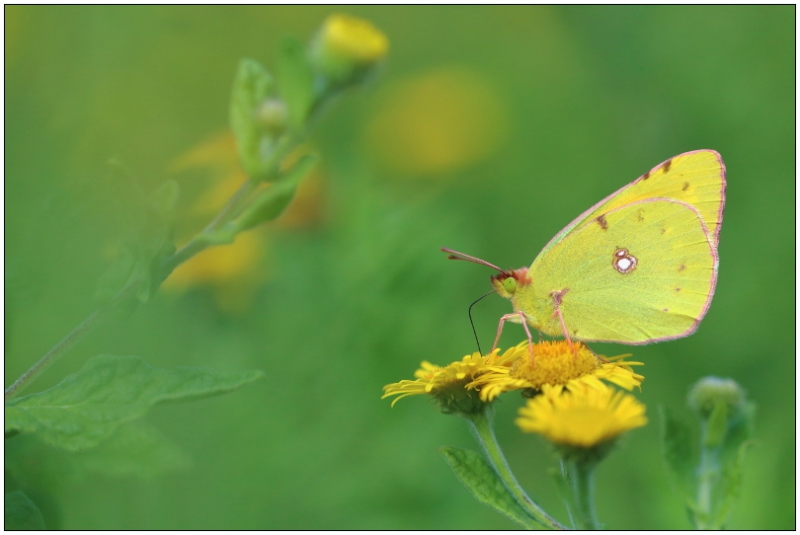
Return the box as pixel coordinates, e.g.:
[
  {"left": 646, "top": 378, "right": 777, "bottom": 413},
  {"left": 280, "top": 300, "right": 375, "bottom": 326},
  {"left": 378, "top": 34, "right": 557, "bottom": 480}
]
[
  {"left": 541, "top": 149, "right": 727, "bottom": 253},
  {"left": 708, "top": 150, "right": 727, "bottom": 247},
  {"left": 567, "top": 196, "right": 720, "bottom": 346}
]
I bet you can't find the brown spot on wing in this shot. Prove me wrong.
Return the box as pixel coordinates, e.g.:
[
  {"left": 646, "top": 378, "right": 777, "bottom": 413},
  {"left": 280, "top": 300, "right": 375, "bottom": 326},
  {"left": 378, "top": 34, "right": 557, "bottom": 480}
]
[
  {"left": 662, "top": 159, "right": 673, "bottom": 173},
  {"left": 597, "top": 214, "right": 608, "bottom": 230},
  {"left": 675, "top": 287, "right": 682, "bottom": 292},
  {"left": 663, "top": 308, "right": 669, "bottom": 312},
  {"left": 660, "top": 228, "right": 666, "bottom": 234},
  {"left": 642, "top": 171, "right": 651, "bottom": 180},
  {"left": 550, "top": 288, "right": 569, "bottom": 306},
  {"left": 682, "top": 181, "right": 690, "bottom": 191},
  {"left": 678, "top": 264, "right": 686, "bottom": 271}
]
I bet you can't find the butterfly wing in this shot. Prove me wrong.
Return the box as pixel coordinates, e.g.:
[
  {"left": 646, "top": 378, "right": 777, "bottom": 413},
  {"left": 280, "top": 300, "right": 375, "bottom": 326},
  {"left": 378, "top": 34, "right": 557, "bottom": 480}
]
[
  {"left": 540, "top": 150, "right": 725, "bottom": 256},
  {"left": 520, "top": 198, "right": 718, "bottom": 344}
]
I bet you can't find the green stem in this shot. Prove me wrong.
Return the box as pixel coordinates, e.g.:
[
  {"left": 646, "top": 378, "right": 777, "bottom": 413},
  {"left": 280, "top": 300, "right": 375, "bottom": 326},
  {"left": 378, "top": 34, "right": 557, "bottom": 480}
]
[
  {"left": 5, "top": 178, "right": 251, "bottom": 402},
  {"left": 5, "top": 305, "right": 104, "bottom": 400},
  {"left": 559, "top": 458, "right": 599, "bottom": 530},
  {"left": 468, "top": 410, "right": 567, "bottom": 530},
  {"left": 694, "top": 442, "right": 720, "bottom": 529},
  {"left": 5, "top": 129, "right": 313, "bottom": 402},
  {"left": 158, "top": 177, "right": 256, "bottom": 283}
]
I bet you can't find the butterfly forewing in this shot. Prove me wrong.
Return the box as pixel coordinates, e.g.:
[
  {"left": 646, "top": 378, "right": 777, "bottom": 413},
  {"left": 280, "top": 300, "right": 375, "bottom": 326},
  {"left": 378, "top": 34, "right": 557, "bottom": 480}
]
[{"left": 539, "top": 150, "right": 725, "bottom": 256}]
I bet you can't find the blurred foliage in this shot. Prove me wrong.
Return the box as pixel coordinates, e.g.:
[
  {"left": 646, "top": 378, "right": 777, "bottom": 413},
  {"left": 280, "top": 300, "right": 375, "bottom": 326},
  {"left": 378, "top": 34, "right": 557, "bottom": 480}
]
[{"left": 5, "top": 5, "right": 794, "bottom": 529}]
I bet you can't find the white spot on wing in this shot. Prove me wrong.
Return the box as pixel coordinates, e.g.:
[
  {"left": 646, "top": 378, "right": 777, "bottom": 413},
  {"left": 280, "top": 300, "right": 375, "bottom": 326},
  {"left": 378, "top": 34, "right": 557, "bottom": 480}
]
[{"left": 612, "top": 248, "right": 638, "bottom": 274}]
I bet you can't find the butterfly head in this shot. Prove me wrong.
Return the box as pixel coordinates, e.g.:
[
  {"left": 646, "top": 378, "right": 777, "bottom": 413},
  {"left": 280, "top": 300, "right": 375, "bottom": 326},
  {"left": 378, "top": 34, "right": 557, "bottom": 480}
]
[
  {"left": 491, "top": 268, "right": 530, "bottom": 299},
  {"left": 440, "top": 248, "right": 532, "bottom": 301}
]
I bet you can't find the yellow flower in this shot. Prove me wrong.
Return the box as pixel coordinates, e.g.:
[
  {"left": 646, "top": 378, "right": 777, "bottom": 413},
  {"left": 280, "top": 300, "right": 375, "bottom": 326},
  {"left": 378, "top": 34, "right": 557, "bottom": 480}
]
[
  {"left": 516, "top": 383, "right": 648, "bottom": 448},
  {"left": 311, "top": 14, "right": 388, "bottom": 83},
  {"left": 468, "top": 340, "right": 644, "bottom": 402},
  {"left": 318, "top": 14, "right": 388, "bottom": 65},
  {"left": 364, "top": 67, "right": 508, "bottom": 177},
  {"left": 169, "top": 132, "right": 246, "bottom": 217},
  {"left": 382, "top": 346, "right": 520, "bottom": 415},
  {"left": 165, "top": 229, "right": 270, "bottom": 314}
]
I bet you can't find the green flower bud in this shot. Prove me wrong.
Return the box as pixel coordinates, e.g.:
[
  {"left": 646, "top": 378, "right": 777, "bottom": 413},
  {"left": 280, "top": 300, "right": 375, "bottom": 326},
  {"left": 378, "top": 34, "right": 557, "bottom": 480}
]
[
  {"left": 687, "top": 376, "right": 746, "bottom": 419},
  {"left": 255, "top": 98, "right": 289, "bottom": 135}
]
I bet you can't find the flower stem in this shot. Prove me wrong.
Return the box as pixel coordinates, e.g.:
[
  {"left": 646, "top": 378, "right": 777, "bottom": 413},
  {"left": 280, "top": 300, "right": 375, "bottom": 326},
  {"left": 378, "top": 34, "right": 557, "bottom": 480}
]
[
  {"left": 5, "top": 305, "right": 104, "bottom": 400},
  {"left": 694, "top": 441, "right": 721, "bottom": 529},
  {"left": 559, "top": 458, "right": 600, "bottom": 530},
  {"left": 468, "top": 410, "right": 567, "bottom": 530},
  {"left": 158, "top": 177, "right": 256, "bottom": 283},
  {"left": 5, "top": 128, "right": 312, "bottom": 401},
  {"left": 4, "top": 180, "right": 251, "bottom": 402}
]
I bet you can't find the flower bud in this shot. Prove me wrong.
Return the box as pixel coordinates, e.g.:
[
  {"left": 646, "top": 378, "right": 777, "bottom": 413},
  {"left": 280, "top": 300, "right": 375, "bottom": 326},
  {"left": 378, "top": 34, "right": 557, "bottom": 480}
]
[
  {"left": 255, "top": 98, "right": 289, "bottom": 135},
  {"left": 687, "top": 376, "right": 746, "bottom": 419},
  {"left": 310, "top": 14, "right": 388, "bottom": 85}
]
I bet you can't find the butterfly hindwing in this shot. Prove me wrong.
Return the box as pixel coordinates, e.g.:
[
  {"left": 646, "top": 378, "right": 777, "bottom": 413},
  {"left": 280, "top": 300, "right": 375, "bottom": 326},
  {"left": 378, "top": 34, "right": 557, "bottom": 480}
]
[{"left": 521, "top": 198, "right": 717, "bottom": 344}]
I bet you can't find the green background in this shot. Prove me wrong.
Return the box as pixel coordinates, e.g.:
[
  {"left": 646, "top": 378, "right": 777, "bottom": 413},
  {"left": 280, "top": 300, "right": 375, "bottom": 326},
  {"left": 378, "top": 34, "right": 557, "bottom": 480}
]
[{"left": 5, "top": 5, "right": 794, "bottom": 529}]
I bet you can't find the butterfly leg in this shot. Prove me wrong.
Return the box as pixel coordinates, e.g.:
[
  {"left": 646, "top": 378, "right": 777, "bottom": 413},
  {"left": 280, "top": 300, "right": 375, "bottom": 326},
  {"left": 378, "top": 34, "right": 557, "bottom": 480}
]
[
  {"left": 493, "top": 312, "right": 535, "bottom": 365},
  {"left": 549, "top": 289, "right": 576, "bottom": 357}
]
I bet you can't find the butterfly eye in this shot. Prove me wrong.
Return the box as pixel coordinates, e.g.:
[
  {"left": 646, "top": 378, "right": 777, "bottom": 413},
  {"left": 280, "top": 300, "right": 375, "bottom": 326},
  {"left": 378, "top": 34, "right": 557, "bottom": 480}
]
[{"left": 503, "top": 277, "right": 517, "bottom": 294}]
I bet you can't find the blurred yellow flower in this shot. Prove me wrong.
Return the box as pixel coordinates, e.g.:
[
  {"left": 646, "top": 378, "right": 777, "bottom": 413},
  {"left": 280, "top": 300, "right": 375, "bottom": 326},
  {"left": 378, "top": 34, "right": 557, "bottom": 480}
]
[
  {"left": 170, "top": 131, "right": 245, "bottom": 217},
  {"left": 516, "top": 383, "right": 647, "bottom": 448},
  {"left": 468, "top": 341, "right": 644, "bottom": 402},
  {"left": 317, "top": 14, "right": 388, "bottom": 66},
  {"left": 364, "top": 67, "right": 508, "bottom": 176},
  {"left": 166, "top": 230, "right": 270, "bottom": 314}
]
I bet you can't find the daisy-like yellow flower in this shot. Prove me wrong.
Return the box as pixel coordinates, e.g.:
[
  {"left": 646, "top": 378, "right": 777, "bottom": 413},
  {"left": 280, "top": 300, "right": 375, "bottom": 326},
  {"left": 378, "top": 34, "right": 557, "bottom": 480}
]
[
  {"left": 516, "top": 383, "right": 647, "bottom": 449},
  {"left": 468, "top": 340, "right": 644, "bottom": 402},
  {"left": 381, "top": 346, "right": 520, "bottom": 415}
]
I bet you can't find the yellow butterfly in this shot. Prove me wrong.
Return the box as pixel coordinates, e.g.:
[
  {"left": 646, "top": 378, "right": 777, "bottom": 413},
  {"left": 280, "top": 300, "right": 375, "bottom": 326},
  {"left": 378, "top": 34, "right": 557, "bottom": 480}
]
[{"left": 444, "top": 149, "right": 725, "bottom": 350}]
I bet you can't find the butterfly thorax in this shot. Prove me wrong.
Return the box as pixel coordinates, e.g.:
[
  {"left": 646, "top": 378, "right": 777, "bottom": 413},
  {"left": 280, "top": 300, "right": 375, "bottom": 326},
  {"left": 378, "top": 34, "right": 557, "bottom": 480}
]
[{"left": 490, "top": 268, "right": 531, "bottom": 299}]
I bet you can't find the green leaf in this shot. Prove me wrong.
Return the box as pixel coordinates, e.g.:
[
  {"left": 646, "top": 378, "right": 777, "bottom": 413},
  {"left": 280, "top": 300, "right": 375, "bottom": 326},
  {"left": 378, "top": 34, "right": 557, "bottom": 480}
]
[
  {"left": 233, "top": 154, "right": 318, "bottom": 233},
  {"left": 5, "top": 491, "right": 46, "bottom": 530},
  {"left": 550, "top": 465, "right": 576, "bottom": 529},
  {"left": 660, "top": 406, "right": 697, "bottom": 504},
  {"left": 708, "top": 401, "right": 756, "bottom": 529},
  {"left": 277, "top": 36, "right": 315, "bottom": 130},
  {"left": 5, "top": 355, "right": 265, "bottom": 452},
  {"left": 439, "top": 446, "right": 538, "bottom": 529},
  {"left": 72, "top": 421, "right": 192, "bottom": 479},
  {"left": 230, "top": 58, "right": 273, "bottom": 177},
  {"left": 199, "top": 226, "right": 238, "bottom": 246}
]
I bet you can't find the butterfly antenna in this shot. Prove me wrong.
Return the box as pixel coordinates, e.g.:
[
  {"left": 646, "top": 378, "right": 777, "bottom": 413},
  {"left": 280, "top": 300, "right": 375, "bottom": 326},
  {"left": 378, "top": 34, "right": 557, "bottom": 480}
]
[
  {"left": 440, "top": 247, "right": 504, "bottom": 272},
  {"left": 468, "top": 289, "right": 496, "bottom": 355}
]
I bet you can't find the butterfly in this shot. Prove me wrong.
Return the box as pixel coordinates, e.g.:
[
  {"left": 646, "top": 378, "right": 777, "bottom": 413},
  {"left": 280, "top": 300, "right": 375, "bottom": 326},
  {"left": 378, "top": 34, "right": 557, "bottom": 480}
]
[{"left": 443, "top": 149, "right": 726, "bottom": 351}]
